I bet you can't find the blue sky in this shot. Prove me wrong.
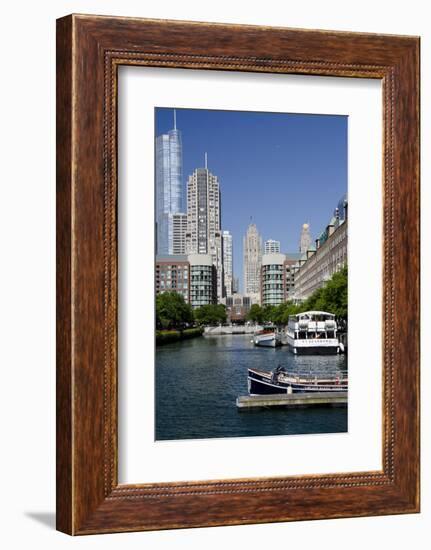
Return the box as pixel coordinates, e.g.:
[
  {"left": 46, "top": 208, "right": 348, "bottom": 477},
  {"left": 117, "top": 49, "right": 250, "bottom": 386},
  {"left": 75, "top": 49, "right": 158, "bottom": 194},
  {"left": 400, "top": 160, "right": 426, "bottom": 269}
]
[{"left": 155, "top": 107, "right": 347, "bottom": 291}]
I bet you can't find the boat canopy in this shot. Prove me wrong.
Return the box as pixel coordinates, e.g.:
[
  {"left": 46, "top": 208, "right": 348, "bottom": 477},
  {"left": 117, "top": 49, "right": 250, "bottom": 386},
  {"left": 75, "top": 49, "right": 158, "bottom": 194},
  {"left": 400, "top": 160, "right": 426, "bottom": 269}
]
[
  {"left": 299, "top": 311, "right": 335, "bottom": 317},
  {"left": 289, "top": 311, "right": 336, "bottom": 321}
]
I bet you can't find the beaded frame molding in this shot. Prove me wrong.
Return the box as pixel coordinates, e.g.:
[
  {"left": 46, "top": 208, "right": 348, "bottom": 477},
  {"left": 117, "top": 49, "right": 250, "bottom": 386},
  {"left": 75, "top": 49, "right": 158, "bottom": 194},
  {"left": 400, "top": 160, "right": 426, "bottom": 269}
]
[{"left": 56, "top": 14, "right": 420, "bottom": 534}]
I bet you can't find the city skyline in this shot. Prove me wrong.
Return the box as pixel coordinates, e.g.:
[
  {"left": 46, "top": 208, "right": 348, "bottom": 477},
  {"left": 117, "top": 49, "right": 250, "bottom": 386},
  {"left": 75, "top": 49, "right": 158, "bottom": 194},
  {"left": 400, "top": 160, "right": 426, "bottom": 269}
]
[{"left": 155, "top": 107, "right": 347, "bottom": 293}]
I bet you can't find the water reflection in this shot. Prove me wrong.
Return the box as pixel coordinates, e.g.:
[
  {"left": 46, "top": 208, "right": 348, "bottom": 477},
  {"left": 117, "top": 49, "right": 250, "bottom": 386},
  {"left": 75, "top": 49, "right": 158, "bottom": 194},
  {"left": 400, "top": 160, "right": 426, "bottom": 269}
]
[{"left": 155, "top": 334, "right": 347, "bottom": 440}]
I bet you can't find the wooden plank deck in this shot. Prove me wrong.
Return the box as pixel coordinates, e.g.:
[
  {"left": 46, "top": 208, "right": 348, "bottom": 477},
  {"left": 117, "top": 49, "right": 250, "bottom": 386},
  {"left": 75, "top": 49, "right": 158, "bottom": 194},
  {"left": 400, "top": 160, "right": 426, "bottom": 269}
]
[{"left": 236, "top": 392, "right": 347, "bottom": 410}]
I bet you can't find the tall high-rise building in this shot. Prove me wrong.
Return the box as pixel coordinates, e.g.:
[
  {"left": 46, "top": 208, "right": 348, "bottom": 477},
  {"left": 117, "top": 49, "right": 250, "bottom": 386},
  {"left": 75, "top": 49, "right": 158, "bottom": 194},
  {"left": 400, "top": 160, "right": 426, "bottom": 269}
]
[
  {"left": 155, "top": 110, "right": 184, "bottom": 254},
  {"left": 222, "top": 230, "right": 233, "bottom": 297},
  {"left": 185, "top": 163, "right": 220, "bottom": 254},
  {"left": 185, "top": 159, "right": 224, "bottom": 301},
  {"left": 299, "top": 223, "right": 312, "bottom": 254},
  {"left": 264, "top": 239, "right": 281, "bottom": 254},
  {"left": 172, "top": 213, "right": 187, "bottom": 255},
  {"left": 243, "top": 223, "right": 262, "bottom": 299}
]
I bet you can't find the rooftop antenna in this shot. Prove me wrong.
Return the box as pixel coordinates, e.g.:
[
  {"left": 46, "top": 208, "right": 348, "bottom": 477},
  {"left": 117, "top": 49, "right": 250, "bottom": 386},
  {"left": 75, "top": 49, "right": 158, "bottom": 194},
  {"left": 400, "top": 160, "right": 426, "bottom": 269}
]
[
  {"left": 173, "top": 108, "right": 177, "bottom": 130},
  {"left": 205, "top": 152, "right": 208, "bottom": 169}
]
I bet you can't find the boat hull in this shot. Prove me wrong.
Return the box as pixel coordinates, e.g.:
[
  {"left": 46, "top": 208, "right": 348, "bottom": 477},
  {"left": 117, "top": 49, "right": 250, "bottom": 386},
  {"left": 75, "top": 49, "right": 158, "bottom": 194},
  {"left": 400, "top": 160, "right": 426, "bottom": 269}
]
[
  {"left": 248, "top": 368, "right": 347, "bottom": 395},
  {"left": 286, "top": 334, "right": 339, "bottom": 355},
  {"left": 253, "top": 333, "right": 281, "bottom": 347},
  {"left": 292, "top": 346, "right": 339, "bottom": 355}
]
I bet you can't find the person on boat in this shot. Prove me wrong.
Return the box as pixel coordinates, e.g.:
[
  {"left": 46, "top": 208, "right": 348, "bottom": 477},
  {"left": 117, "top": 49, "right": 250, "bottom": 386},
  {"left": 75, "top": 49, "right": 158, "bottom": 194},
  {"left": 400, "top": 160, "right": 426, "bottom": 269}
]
[{"left": 271, "top": 364, "right": 286, "bottom": 383}]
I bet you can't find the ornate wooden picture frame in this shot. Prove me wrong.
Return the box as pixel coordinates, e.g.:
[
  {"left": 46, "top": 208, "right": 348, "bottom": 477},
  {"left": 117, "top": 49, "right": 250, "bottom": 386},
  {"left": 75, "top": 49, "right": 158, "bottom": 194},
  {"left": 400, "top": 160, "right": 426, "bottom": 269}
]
[{"left": 56, "top": 14, "right": 420, "bottom": 534}]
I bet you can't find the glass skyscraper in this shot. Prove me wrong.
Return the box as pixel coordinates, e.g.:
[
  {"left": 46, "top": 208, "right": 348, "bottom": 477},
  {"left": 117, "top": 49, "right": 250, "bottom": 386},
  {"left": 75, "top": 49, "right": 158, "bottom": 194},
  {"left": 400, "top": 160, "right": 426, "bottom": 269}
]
[{"left": 155, "top": 111, "right": 183, "bottom": 254}]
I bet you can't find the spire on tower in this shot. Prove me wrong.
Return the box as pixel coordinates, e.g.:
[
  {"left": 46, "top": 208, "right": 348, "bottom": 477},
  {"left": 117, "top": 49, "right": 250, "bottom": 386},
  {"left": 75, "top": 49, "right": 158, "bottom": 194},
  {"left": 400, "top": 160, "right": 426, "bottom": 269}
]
[
  {"left": 173, "top": 108, "right": 177, "bottom": 130},
  {"left": 205, "top": 152, "right": 208, "bottom": 169}
]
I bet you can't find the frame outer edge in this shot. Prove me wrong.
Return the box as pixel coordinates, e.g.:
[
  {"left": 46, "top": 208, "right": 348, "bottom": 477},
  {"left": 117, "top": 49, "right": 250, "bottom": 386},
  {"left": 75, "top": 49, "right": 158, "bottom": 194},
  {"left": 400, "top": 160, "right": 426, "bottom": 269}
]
[
  {"left": 56, "top": 14, "right": 421, "bottom": 534},
  {"left": 56, "top": 14, "right": 74, "bottom": 535},
  {"left": 393, "top": 38, "right": 420, "bottom": 511}
]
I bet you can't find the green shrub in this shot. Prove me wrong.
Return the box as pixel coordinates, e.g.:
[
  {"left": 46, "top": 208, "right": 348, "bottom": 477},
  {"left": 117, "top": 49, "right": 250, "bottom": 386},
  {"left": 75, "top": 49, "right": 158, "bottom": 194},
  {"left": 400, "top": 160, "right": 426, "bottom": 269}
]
[{"left": 156, "top": 327, "right": 203, "bottom": 345}]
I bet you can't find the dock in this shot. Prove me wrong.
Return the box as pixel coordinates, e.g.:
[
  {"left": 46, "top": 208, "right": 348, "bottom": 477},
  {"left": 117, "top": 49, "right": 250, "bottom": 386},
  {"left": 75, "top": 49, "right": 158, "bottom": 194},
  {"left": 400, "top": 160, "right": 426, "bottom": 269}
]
[{"left": 236, "top": 392, "right": 347, "bottom": 410}]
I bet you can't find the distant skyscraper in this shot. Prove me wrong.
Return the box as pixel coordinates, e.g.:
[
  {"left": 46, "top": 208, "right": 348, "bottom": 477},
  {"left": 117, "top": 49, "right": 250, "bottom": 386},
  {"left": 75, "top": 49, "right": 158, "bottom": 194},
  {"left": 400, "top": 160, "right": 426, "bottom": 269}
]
[
  {"left": 155, "top": 110, "right": 183, "bottom": 254},
  {"left": 222, "top": 230, "right": 233, "bottom": 297},
  {"left": 299, "top": 223, "right": 312, "bottom": 254},
  {"left": 264, "top": 239, "right": 281, "bottom": 254},
  {"left": 185, "top": 159, "right": 224, "bottom": 301},
  {"left": 243, "top": 223, "right": 262, "bottom": 298},
  {"left": 232, "top": 277, "right": 239, "bottom": 295}
]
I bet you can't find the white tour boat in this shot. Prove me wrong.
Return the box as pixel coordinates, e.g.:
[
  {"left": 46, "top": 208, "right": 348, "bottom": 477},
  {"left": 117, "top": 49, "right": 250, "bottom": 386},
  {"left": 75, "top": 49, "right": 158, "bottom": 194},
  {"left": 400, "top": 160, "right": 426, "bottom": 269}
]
[{"left": 286, "top": 311, "right": 340, "bottom": 355}]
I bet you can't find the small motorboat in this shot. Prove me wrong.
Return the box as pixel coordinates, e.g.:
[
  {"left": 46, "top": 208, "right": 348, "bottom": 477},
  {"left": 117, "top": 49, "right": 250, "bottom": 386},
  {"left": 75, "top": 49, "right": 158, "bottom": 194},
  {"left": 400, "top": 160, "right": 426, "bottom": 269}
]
[{"left": 252, "top": 326, "right": 282, "bottom": 348}]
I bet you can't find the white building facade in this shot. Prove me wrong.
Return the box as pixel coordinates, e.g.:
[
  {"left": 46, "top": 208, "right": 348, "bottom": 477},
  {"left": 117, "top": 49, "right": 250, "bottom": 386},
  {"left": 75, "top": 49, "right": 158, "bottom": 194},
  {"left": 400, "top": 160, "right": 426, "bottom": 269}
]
[
  {"left": 172, "top": 213, "right": 187, "bottom": 255},
  {"left": 261, "top": 252, "right": 286, "bottom": 306},
  {"left": 264, "top": 239, "right": 281, "bottom": 254},
  {"left": 222, "top": 230, "right": 233, "bottom": 297},
  {"left": 185, "top": 166, "right": 224, "bottom": 301},
  {"left": 243, "top": 223, "right": 262, "bottom": 303},
  {"left": 188, "top": 253, "right": 217, "bottom": 308}
]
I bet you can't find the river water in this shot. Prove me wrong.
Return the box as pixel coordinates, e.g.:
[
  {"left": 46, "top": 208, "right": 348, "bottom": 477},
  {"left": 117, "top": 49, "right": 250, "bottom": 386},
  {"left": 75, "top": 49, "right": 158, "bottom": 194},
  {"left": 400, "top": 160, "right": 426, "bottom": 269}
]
[{"left": 156, "top": 334, "right": 347, "bottom": 440}]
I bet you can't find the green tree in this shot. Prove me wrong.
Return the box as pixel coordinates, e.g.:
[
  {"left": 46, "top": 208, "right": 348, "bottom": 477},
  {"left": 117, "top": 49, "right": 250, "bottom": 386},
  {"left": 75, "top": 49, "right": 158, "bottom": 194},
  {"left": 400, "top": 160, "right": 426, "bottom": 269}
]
[
  {"left": 156, "top": 292, "right": 194, "bottom": 330},
  {"left": 259, "top": 301, "right": 300, "bottom": 326},
  {"left": 297, "top": 265, "right": 348, "bottom": 321},
  {"left": 214, "top": 303, "right": 227, "bottom": 324},
  {"left": 247, "top": 304, "right": 263, "bottom": 324},
  {"left": 279, "top": 301, "right": 300, "bottom": 325},
  {"left": 320, "top": 265, "right": 348, "bottom": 319},
  {"left": 261, "top": 305, "right": 276, "bottom": 324},
  {"left": 194, "top": 304, "right": 227, "bottom": 326},
  {"left": 270, "top": 303, "right": 284, "bottom": 325},
  {"left": 302, "top": 287, "right": 325, "bottom": 312}
]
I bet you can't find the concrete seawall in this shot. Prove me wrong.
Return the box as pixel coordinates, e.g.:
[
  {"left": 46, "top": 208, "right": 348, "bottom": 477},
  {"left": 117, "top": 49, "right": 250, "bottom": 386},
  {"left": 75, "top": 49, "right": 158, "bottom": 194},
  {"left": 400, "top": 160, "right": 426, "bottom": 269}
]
[{"left": 204, "top": 325, "right": 262, "bottom": 335}]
